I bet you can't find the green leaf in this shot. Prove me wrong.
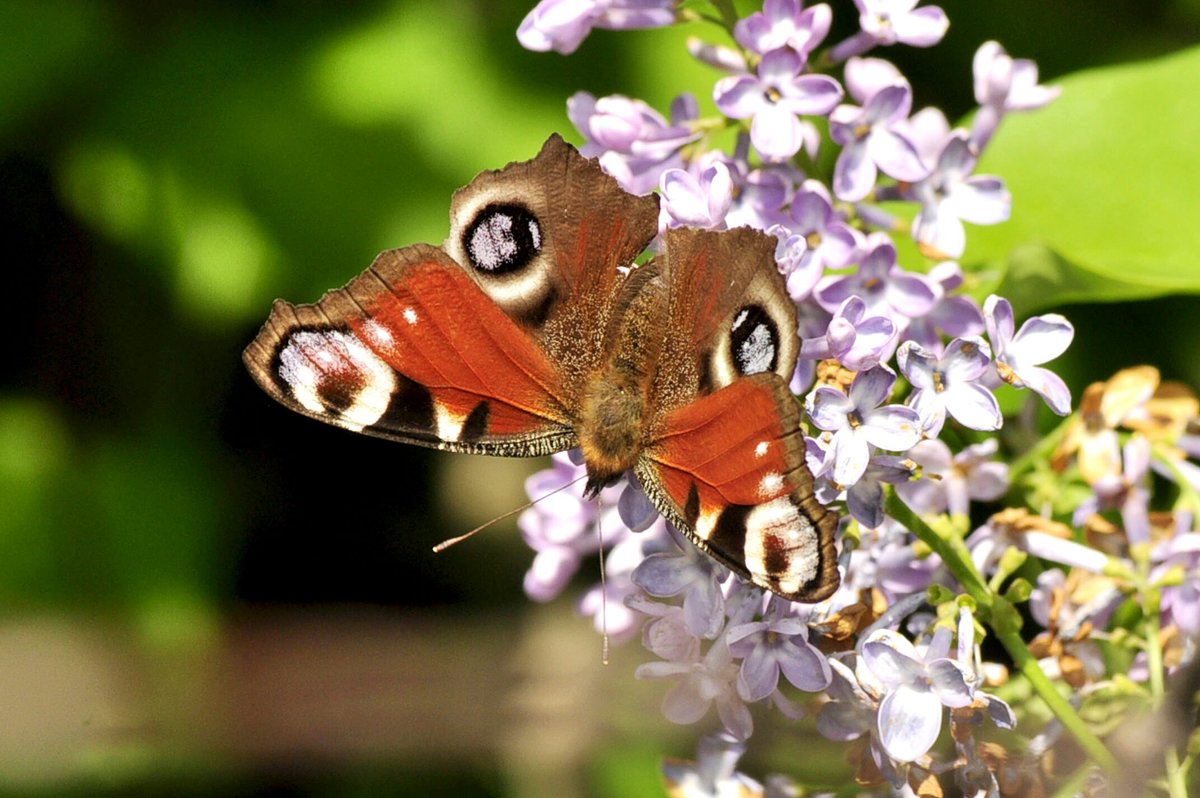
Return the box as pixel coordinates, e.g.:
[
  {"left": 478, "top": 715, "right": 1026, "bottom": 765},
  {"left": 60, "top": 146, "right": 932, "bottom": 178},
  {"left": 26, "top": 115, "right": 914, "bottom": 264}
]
[{"left": 966, "top": 45, "right": 1200, "bottom": 310}]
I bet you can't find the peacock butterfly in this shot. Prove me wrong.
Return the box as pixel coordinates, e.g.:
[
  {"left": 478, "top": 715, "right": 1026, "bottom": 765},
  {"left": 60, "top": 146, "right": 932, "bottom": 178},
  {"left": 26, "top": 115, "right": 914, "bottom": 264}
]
[{"left": 243, "top": 135, "right": 840, "bottom": 602}]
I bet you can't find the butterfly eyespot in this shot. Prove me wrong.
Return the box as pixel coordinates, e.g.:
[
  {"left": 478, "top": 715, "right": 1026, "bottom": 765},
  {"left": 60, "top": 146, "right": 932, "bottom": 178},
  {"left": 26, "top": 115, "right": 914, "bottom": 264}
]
[
  {"left": 463, "top": 203, "right": 542, "bottom": 275},
  {"left": 730, "top": 304, "right": 780, "bottom": 376}
]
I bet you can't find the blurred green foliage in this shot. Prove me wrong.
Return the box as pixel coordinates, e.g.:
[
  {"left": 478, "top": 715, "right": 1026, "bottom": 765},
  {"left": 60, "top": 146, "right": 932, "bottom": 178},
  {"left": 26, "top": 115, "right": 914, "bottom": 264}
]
[{"left": 2, "top": 0, "right": 1199, "bottom": 795}]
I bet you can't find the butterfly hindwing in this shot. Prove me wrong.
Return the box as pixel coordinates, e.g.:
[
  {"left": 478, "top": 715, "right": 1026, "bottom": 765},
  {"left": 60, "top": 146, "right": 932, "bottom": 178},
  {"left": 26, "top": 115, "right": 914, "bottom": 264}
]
[{"left": 639, "top": 375, "right": 839, "bottom": 602}]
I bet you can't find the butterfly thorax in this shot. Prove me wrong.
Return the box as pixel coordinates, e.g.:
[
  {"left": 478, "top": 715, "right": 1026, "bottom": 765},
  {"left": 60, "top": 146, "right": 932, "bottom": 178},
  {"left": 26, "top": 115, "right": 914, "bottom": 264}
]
[{"left": 577, "top": 268, "right": 669, "bottom": 497}]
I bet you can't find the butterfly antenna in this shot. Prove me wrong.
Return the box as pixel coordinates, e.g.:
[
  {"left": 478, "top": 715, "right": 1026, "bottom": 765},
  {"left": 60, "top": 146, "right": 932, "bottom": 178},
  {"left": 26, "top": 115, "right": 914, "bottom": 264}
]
[
  {"left": 596, "top": 491, "right": 610, "bottom": 666},
  {"left": 431, "top": 473, "right": 588, "bottom": 553}
]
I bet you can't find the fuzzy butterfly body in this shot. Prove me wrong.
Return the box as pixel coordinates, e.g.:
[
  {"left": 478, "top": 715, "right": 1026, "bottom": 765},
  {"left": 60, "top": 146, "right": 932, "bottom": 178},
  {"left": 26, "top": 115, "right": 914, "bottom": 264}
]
[{"left": 244, "top": 135, "right": 840, "bottom": 602}]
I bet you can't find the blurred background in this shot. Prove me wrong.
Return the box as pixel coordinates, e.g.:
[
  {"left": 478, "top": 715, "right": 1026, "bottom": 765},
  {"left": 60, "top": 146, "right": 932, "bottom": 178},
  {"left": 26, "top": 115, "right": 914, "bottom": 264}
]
[{"left": 4, "top": 1, "right": 1200, "bottom": 795}]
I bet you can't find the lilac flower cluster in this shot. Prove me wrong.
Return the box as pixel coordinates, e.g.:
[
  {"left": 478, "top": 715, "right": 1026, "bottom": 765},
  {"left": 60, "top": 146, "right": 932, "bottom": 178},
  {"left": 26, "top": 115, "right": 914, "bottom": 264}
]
[{"left": 514, "top": 1, "right": 1200, "bottom": 793}]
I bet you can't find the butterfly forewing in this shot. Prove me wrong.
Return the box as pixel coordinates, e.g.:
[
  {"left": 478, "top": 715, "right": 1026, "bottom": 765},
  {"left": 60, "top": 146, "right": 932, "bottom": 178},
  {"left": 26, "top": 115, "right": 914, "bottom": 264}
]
[{"left": 243, "top": 245, "right": 577, "bottom": 455}]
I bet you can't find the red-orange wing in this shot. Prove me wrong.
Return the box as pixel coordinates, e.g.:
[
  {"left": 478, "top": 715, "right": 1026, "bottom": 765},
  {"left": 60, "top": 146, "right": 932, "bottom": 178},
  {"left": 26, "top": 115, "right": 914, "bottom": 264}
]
[
  {"left": 637, "top": 375, "right": 839, "bottom": 602},
  {"left": 243, "top": 245, "right": 576, "bottom": 456}
]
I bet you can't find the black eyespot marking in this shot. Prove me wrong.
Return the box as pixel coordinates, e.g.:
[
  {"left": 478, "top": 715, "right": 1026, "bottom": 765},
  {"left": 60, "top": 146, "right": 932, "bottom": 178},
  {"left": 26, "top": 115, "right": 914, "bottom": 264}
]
[
  {"left": 730, "top": 304, "right": 779, "bottom": 376},
  {"left": 463, "top": 203, "right": 542, "bottom": 274}
]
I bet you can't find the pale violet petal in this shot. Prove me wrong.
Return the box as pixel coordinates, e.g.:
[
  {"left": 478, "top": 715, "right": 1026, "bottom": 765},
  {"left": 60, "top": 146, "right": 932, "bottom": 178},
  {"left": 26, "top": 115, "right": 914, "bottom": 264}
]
[
  {"left": 831, "top": 429, "right": 872, "bottom": 486},
  {"left": 752, "top": 105, "right": 805, "bottom": 160},
  {"left": 1021, "top": 365, "right": 1073, "bottom": 415},
  {"left": 868, "top": 127, "right": 929, "bottom": 181},
  {"left": 662, "top": 679, "right": 712, "bottom": 724},
  {"left": 714, "top": 75, "right": 768, "bottom": 119},
  {"left": 983, "top": 295, "right": 1015, "bottom": 347},
  {"left": 946, "top": 382, "right": 1002, "bottom": 430},
  {"left": 1011, "top": 314, "right": 1074, "bottom": 364},
  {"left": 862, "top": 633, "right": 922, "bottom": 688},
  {"left": 850, "top": 365, "right": 898, "bottom": 409},
  {"left": 833, "top": 140, "right": 876, "bottom": 201},
  {"left": 738, "top": 647, "right": 780, "bottom": 701},
  {"left": 779, "top": 74, "right": 844, "bottom": 116},
  {"left": 809, "top": 386, "right": 856, "bottom": 431},
  {"left": 949, "top": 176, "right": 1011, "bottom": 225},
  {"left": 892, "top": 5, "right": 949, "bottom": 47},
  {"left": 844, "top": 56, "right": 905, "bottom": 104},
  {"left": 927, "top": 659, "right": 974, "bottom": 707},
  {"left": 862, "top": 405, "right": 922, "bottom": 451},
  {"left": 878, "top": 685, "right": 942, "bottom": 762}
]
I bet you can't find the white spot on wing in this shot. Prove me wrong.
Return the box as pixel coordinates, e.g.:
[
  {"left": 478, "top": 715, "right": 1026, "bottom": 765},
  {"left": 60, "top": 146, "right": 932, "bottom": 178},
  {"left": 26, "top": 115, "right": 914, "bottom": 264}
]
[
  {"left": 755, "top": 441, "right": 769, "bottom": 458},
  {"left": 277, "top": 329, "right": 396, "bottom": 432},
  {"left": 758, "top": 472, "right": 784, "bottom": 499},
  {"left": 364, "top": 319, "right": 394, "bottom": 348},
  {"left": 434, "top": 402, "right": 467, "bottom": 442},
  {"left": 694, "top": 506, "right": 719, "bottom": 541},
  {"left": 403, "top": 307, "right": 418, "bottom": 326},
  {"left": 742, "top": 497, "right": 817, "bottom": 595}
]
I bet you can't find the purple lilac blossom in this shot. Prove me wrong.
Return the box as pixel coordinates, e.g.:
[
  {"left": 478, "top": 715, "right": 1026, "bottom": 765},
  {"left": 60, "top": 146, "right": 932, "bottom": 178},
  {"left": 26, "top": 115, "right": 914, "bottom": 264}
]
[
  {"left": 909, "top": 130, "right": 1011, "bottom": 258},
  {"left": 714, "top": 47, "right": 843, "bottom": 161},
  {"left": 700, "top": 141, "right": 801, "bottom": 230},
  {"left": 629, "top": 593, "right": 700, "bottom": 661},
  {"left": 860, "top": 626, "right": 974, "bottom": 762},
  {"left": 846, "top": 454, "right": 918, "bottom": 528},
  {"left": 659, "top": 161, "right": 734, "bottom": 230},
  {"left": 898, "top": 261, "right": 985, "bottom": 354},
  {"left": 807, "top": 366, "right": 922, "bottom": 486},
  {"left": 896, "top": 438, "right": 1008, "bottom": 516},
  {"left": 897, "top": 336, "right": 1002, "bottom": 436},
  {"left": 734, "top": 0, "right": 832, "bottom": 58},
  {"left": 633, "top": 534, "right": 727, "bottom": 638},
  {"left": 854, "top": 0, "right": 949, "bottom": 48},
  {"left": 814, "top": 233, "right": 939, "bottom": 330},
  {"left": 568, "top": 91, "right": 699, "bottom": 195},
  {"left": 1071, "top": 434, "right": 1152, "bottom": 545},
  {"left": 829, "top": 80, "right": 928, "bottom": 201},
  {"left": 727, "top": 600, "right": 832, "bottom": 700},
  {"left": 518, "top": 0, "right": 675, "bottom": 54},
  {"left": 799, "top": 296, "right": 895, "bottom": 371},
  {"left": 771, "top": 180, "right": 860, "bottom": 301},
  {"left": 662, "top": 732, "right": 765, "bottom": 796},
  {"left": 1153, "top": 529, "right": 1200, "bottom": 636},
  {"left": 635, "top": 635, "right": 754, "bottom": 739},
  {"left": 984, "top": 295, "right": 1075, "bottom": 415},
  {"left": 972, "top": 41, "right": 1061, "bottom": 151}
]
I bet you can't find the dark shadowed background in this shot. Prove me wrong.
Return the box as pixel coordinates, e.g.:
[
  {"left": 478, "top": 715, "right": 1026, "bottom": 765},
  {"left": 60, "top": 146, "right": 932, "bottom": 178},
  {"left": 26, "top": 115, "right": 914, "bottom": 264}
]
[{"left": 4, "top": 0, "right": 1200, "bottom": 795}]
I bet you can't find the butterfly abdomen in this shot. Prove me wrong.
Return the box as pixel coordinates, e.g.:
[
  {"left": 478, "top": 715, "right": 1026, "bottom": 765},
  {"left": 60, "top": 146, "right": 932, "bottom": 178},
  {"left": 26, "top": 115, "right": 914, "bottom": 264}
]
[{"left": 578, "top": 370, "right": 646, "bottom": 496}]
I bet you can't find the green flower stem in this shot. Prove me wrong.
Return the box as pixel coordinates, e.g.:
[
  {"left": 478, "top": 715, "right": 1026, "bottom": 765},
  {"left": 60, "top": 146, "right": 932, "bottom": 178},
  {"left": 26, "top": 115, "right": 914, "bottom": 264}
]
[
  {"left": 1143, "top": 598, "right": 1188, "bottom": 798},
  {"left": 706, "top": 0, "right": 741, "bottom": 31},
  {"left": 883, "top": 490, "right": 1119, "bottom": 773}
]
